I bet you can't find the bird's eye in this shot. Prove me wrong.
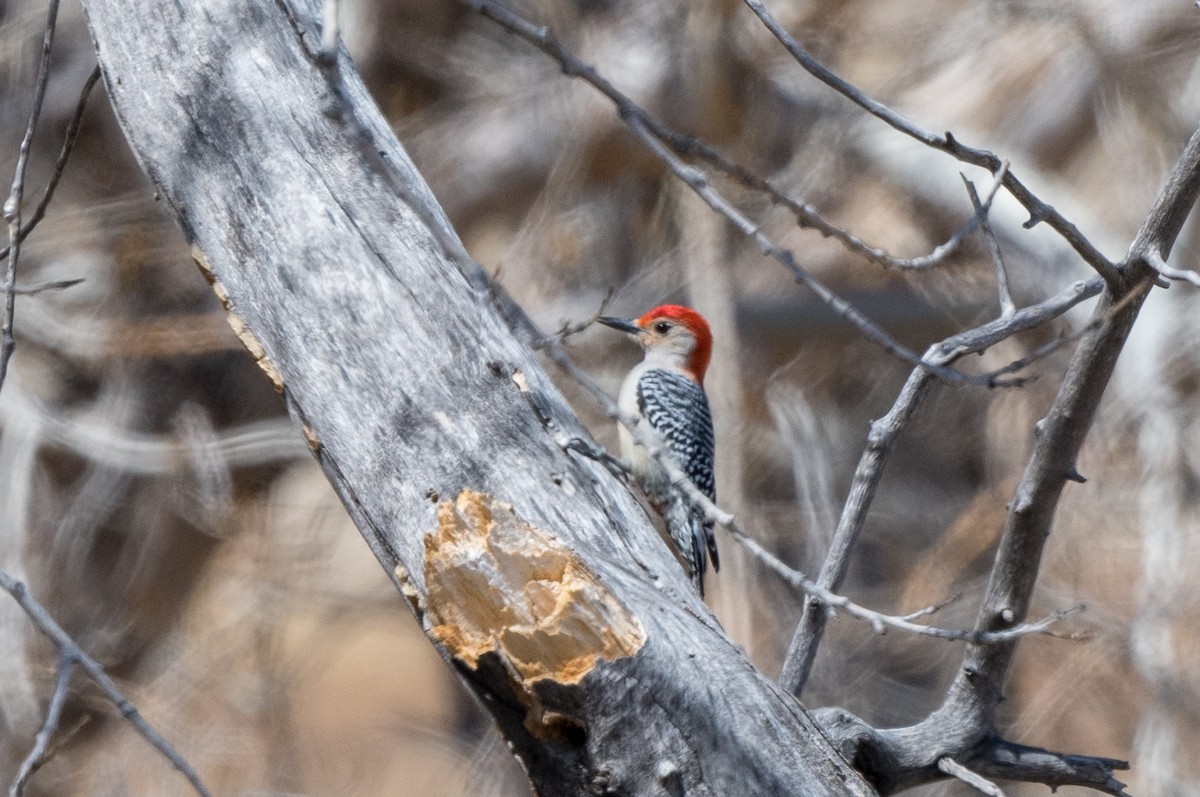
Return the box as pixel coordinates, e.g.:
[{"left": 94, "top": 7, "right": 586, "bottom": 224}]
[{"left": 654, "top": 321, "right": 671, "bottom": 334}]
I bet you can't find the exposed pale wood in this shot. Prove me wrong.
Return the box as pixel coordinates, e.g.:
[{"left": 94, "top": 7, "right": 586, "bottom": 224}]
[{"left": 76, "top": 0, "right": 874, "bottom": 793}]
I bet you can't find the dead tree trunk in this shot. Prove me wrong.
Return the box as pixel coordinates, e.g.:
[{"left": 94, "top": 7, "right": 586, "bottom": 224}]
[{"left": 76, "top": 0, "right": 874, "bottom": 793}]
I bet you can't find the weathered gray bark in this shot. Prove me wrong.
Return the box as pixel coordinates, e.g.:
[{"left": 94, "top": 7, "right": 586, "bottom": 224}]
[{"left": 76, "top": 0, "right": 874, "bottom": 793}]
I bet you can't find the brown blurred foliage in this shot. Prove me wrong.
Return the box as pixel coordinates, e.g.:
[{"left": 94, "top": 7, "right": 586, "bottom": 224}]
[{"left": 1, "top": 0, "right": 1199, "bottom": 795}]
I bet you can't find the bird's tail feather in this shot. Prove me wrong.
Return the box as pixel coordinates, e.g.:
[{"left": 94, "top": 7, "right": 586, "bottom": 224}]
[{"left": 661, "top": 495, "right": 714, "bottom": 596}]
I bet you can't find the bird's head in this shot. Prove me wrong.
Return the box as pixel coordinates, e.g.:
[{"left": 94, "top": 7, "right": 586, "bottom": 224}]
[{"left": 599, "top": 304, "right": 713, "bottom": 383}]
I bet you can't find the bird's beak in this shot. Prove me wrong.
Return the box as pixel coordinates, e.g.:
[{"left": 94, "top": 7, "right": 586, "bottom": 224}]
[{"left": 597, "top": 316, "right": 641, "bottom": 335}]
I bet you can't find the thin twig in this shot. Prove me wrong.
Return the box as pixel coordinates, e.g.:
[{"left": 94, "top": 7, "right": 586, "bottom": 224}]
[
  {"left": 938, "top": 277, "right": 1104, "bottom": 363},
  {"left": 11, "top": 277, "right": 84, "bottom": 296},
  {"left": 10, "top": 656, "right": 72, "bottom": 797},
  {"left": 530, "top": 287, "right": 614, "bottom": 349},
  {"left": 922, "top": 121, "right": 1200, "bottom": 781},
  {"left": 624, "top": 114, "right": 1003, "bottom": 387},
  {"left": 740, "top": 0, "right": 1122, "bottom": 285},
  {"left": 984, "top": 276, "right": 1152, "bottom": 380},
  {"left": 0, "top": 569, "right": 213, "bottom": 797},
  {"left": 563, "top": 426, "right": 1078, "bottom": 644},
  {"left": 723, "top": 508, "right": 1082, "bottom": 644},
  {"left": 901, "top": 595, "right": 960, "bottom": 622},
  {"left": 963, "top": 171, "right": 1015, "bottom": 317},
  {"left": 464, "top": 0, "right": 993, "bottom": 277},
  {"left": 777, "top": 275, "right": 1103, "bottom": 694},
  {"left": 1144, "top": 248, "right": 1200, "bottom": 288},
  {"left": 33, "top": 714, "right": 91, "bottom": 776},
  {"left": 1, "top": 0, "right": 62, "bottom": 398},
  {"left": 0, "top": 65, "right": 102, "bottom": 264},
  {"left": 938, "top": 757, "right": 1007, "bottom": 797}
]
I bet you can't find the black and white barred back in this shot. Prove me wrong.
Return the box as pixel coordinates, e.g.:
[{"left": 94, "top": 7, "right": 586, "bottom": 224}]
[{"left": 636, "top": 368, "right": 720, "bottom": 589}]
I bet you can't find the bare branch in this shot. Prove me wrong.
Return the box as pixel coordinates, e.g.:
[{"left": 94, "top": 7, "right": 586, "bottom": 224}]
[
  {"left": 1144, "top": 248, "right": 1200, "bottom": 288},
  {"left": 740, "top": 0, "right": 1122, "bottom": 285},
  {"left": 1, "top": 0, "right": 63, "bottom": 397},
  {"left": 779, "top": 275, "right": 1102, "bottom": 694},
  {"left": 0, "top": 66, "right": 103, "bottom": 264},
  {"left": 804, "top": 126, "right": 1199, "bottom": 796},
  {"left": 943, "top": 123, "right": 1200, "bottom": 722},
  {"left": 1127, "top": 126, "right": 1200, "bottom": 262},
  {"left": 937, "top": 277, "right": 1104, "bottom": 361},
  {"left": 623, "top": 114, "right": 999, "bottom": 386},
  {"left": 833, "top": 118, "right": 1200, "bottom": 797},
  {"left": 9, "top": 656, "right": 72, "bottom": 797},
  {"left": 11, "top": 277, "right": 84, "bottom": 296},
  {"left": 960, "top": 739, "right": 1132, "bottom": 797},
  {"left": 0, "top": 569, "right": 213, "bottom": 797},
  {"left": 720, "top": 509, "right": 1081, "bottom": 645},
  {"left": 963, "top": 172, "right": 1015, "bottom": 317},
  {"left": 464, "top": 0, "right": 997, "bottom": 277},
  {"left": 761, "top": 165, "right": 1004, "bottom": 272},
  {"left": 559, "top": 417, "right": 1080, "bottom": 646},
  {"left": 937, "top": 757, "right": 1006, "bottom": 797},
  {"left": 530, "top": 288, "right": 614, "bottom": 349},
  {"left": 983, "top": 277, "right": 1152, "bottom": 381},
  {"left": 900, "top": 595, "right": 960, "bottom": 623}
]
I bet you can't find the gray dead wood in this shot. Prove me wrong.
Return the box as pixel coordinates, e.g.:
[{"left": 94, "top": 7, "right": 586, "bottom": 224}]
[
  {"left": 810, "top": 123, "right": 1200, "bottom": 797},
  {"left": 76, "top": 0, "right": 874, "bottom": 794}
]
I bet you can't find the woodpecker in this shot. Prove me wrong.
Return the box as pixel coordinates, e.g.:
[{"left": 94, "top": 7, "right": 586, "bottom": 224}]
[{"left": 598, "top": 305, "right": 719, "bottom": 595}]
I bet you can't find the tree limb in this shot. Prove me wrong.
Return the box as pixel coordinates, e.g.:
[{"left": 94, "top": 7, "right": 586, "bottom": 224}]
[
  {"left": 778, "top": 275, "right": 1102, "bottom": 694},
  {"left": 76, "top": 0, "right": 875, "bottom": 792},
  {"left": 813, "top": 119, "right": 1200, "bottom": 797}
]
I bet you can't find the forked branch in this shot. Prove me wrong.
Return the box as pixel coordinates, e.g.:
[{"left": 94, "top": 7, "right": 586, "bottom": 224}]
[
  {"left": 0, "top": 569, "right": 212, "bottom": 797},
  {"left": 815, "top": 119, "right": 1200, "bottom": 797},
  {"left": 778, "top": 276, "right": 1102, "bottom": 693}
]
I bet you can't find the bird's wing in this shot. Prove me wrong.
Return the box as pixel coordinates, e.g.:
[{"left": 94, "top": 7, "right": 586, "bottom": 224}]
[{"left": 635, "top": 368, "right": 716, "bottom": 501}]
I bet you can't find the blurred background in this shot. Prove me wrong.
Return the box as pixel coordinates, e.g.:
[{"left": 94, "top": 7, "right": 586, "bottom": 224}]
[{"left": 2, "top": 0, "right": 1199, "bottom": 794}]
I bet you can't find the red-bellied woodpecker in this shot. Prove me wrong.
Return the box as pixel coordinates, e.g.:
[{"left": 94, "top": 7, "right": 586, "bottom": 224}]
[{"left": 599, "top": 305, "right": 719, "bottom": 595}]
